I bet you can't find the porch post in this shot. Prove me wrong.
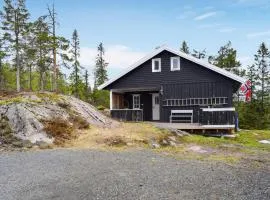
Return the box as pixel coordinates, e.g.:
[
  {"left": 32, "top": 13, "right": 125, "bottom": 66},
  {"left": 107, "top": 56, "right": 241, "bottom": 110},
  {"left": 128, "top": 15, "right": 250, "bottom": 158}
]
[{"left": 110, "top": 90, "right": 113, "bottom": 110}]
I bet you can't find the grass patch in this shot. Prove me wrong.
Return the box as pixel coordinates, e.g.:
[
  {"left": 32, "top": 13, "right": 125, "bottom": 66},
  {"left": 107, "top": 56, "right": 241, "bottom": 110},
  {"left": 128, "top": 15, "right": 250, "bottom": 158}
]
[
  {"left": 36, "top": 92, "right": 62, "bottom": 102},
  {"left": 235, "top": 130, "right": 270, "bottom": 150},
  {"left": 69, "top": 122, "right": 172, "bottom": 149},
  {"left": 69, "top": 115, "right": 90, "bottom": 129},
  {"left": 103, "top": 136, "right": 127, "bottom": 147},
  {"left": 0, "top": 96, "right": 26, "bottom": 105},
  {"left": 207, "top": 154, "right": 240, "bottom": 164},
  {"left": 177, "top": 129, "right": 270, "bottom": 152}
]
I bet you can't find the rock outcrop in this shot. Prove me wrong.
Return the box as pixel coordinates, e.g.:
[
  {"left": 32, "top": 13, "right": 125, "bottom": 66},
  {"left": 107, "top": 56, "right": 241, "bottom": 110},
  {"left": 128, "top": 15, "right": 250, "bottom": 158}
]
[{"left": 0, "top": 92, "right": 118, "bottom": 144}]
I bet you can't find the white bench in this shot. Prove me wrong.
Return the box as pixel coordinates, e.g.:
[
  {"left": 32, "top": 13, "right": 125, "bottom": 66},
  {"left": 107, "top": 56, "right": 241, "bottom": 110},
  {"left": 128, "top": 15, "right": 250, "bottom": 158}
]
[{"left": 170, "top": 110, "right": 193, "bottom": 123}]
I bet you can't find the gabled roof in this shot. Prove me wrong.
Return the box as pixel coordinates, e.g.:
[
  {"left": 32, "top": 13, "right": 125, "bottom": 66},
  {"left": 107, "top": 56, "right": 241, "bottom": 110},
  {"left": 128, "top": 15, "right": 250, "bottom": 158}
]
[{"left": 99, "top": 46, "right": 246, "bottom": 90}]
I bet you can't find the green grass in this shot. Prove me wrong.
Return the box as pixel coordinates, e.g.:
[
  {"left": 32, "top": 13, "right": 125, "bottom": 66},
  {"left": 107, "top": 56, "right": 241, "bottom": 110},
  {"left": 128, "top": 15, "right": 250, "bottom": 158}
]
[
  {"left": 0, "top": 97, "right": 26, "bottom": 105},
  {"left": 177, "top": 129, "right": 270, "bottom": 151},
  {"left": 36, "top": 92, "right": 62, "bottom": 102},
  {"left": 235, "top": 130, "right": 270, "bottom": 150}
]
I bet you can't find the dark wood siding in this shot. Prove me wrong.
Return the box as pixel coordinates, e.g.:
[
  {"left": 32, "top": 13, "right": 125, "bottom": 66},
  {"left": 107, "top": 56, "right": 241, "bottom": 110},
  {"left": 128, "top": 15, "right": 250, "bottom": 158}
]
[
  {"left": 105, "top": 50, "right": 239, "bottom": 93},
  {"left": 106, "top": 50, "right": 240, "bottom": 123}
]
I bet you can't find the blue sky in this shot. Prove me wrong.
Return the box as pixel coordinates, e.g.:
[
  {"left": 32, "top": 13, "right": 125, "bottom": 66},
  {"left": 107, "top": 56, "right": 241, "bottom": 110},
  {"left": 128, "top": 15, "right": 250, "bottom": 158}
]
[{"left": 2, "top": 0, "right": 270, "bottom": 85}]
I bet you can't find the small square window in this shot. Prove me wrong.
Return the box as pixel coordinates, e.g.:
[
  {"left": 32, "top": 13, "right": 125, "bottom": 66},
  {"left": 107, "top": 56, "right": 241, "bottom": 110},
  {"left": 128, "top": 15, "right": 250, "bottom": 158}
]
[
  {"left": 170, "top": 57, "right": 180, "bottom": 71},
  {"left": 152, "top": 58, "right": 161, "bottom": 72}
]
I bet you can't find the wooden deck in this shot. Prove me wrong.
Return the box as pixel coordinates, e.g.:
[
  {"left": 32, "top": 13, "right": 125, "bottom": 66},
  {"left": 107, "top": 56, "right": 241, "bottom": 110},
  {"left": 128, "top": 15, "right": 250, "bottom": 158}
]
[{"left": 151, "top": 122, "right": 235, "bottom": 130}]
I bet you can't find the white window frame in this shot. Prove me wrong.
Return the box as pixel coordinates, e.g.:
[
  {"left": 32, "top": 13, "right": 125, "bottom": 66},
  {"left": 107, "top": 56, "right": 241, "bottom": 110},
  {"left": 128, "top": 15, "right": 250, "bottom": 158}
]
[
  {"left": 170, "top": 56, "right": 180, "bottom": 71},
  {"left": 132, "top": 94, "right": 140, "bottom": 109},
  {"left": 152, "top": 58, "right": 161, "bottom": 72}
]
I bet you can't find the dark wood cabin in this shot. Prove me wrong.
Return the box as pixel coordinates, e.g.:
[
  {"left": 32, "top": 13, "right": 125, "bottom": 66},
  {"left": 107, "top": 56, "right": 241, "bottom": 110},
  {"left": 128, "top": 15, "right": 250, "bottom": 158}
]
[{"left": 99, "top": 46, "right": 245, "bottom": 129}]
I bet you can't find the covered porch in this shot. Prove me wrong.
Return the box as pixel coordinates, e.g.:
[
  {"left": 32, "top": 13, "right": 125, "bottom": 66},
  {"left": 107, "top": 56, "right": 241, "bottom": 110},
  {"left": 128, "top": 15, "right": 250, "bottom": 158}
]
[{"left": 110, "top": 87, "right": 161, "bottom": 122}]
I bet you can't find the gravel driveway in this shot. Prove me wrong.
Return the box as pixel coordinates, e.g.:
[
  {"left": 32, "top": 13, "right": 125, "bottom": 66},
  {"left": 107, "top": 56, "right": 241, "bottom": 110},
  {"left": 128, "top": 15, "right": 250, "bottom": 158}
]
[{"left": 0, "top": 149, "right": 269, "bottom": 200}]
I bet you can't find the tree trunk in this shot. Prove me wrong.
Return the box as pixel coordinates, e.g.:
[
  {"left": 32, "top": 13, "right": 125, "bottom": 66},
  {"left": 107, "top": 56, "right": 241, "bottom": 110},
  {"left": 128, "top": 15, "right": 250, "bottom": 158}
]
[
  {"left": 0, "top": 58, "right": 2, "bottom": 90},
  {"left": 40, "top": 71, "right": 44, "bottom": 92},
  {"left": 28, "top": 65, "right": 32, "bottom": 91},
  {"left": 16, "top": 37, "right": 20, "bottom": 92},
  {"left": 52, "top": 4, "right": 57, "bottom": 92}
]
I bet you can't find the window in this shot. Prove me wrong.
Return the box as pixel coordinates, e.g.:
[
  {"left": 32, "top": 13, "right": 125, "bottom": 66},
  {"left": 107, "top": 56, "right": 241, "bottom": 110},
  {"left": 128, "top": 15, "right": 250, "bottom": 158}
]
[
  {"left": 170, "top": 57, "right": 180, "bottom": 71},
  {"left": 133, "top": 94, "right": 140, "bottom": 109},
  {"left": 152, "top": 58, "right": 161, "bottom": 72}
]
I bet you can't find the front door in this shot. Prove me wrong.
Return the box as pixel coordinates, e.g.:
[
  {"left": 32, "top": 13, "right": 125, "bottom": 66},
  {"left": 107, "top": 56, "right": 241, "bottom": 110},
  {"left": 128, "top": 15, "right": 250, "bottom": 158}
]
[{"left": 152, "top": 93, "right": 160, "bottom": 120}]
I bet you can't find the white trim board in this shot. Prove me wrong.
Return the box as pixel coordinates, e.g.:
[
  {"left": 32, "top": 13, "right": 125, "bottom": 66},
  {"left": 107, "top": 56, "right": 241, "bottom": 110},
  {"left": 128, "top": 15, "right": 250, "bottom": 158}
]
[
  {"left": 99, "top": 46, "right": 246, "bottom": 90},
  {"left": 202, "top": 125, "right": 235, "bottom": 128},
  {"left": 201, "top": 107, "right": 236, "bottom": 112}
]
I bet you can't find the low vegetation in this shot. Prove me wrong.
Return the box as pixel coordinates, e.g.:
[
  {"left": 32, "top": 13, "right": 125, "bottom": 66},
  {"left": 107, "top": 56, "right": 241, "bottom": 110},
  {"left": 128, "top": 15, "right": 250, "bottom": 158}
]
[
  {"left": 69, "top": 123, "right": 170, "bottom": 149},
  {"left": 42, "top": 118, "right": 75, "bottom": 146},
  {"left": 42, "top": 115, "right": 90, "bottom": 146},
  {"left": 66, "top": 122, "right": 270, "bottom": 166},
  {"left": 177, "top": 129, "right": 270, "bottom": 151}
]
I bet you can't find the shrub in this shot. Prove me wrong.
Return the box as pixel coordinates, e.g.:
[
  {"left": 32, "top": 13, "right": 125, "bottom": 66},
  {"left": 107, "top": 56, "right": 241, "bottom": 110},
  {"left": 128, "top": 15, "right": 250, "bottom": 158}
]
[
  {"left": 57, "top": 101, "right": 70, "bottom": 109},
  {"left": 42, "top": 118, "right": 76, "bottom": 146},
  {"left": 235, "top": 101, "right": 270, "bottom": 130},
  {"left": 90, "top": 90, "right": 109, "bottom": 108},
  {"left": 97, "top": 105, "right": 106, "bottom": 111},
  {"left": 69, "top": 115, "right": 90, "bottom": 129},
  {"left": 103, "top": 136, "right": 127, "bottom": 147}
]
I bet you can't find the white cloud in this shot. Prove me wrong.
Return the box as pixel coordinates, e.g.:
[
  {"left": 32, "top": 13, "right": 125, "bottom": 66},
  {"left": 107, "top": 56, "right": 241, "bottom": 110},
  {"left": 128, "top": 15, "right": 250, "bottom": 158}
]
[
  {"left": 218, "top": 27, "right": 236, "bottom": 33},
  {"left": 78, "top": 45, "right": 146, "bottom": 87},
  {"left": 80, "top": 45, "right": 146, "bottom": 69},
  {"left": 238, "top": 56, "right": 253, "bottom": 68},
  {"left": 247, "top": 30, "right": 270, "bottom": 38},
  {"left": 194, "top": 11, "right": 217, "bottom": 20}
]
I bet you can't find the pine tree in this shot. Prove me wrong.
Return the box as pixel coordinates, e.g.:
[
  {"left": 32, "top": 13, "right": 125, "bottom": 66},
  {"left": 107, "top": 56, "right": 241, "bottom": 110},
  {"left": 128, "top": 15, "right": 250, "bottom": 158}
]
[
  {"left": 214, "top": 41, "right": 241, "bottom": 74},
  {"left": 246, "top": 64, "right": 258, "bottom": 101},
  {"left": 1, "top": 0, "right": 30, "bottom": 92},
  {"left": 33, "top": 17, "right": 52, "bottom": 91},
  {"left": 0, "top": 33, "right": 7, "bottom": 90},
  {"left": 192, "top": 49, "right": 206, "bottom": 59},
  {"left": 84, "top": 70, "right": 91, "bottom": 92},
  {"left": 180, "top": 41, "right": 189, "bottom": 54},
  {"left": 69, "top": 29, "right": 82, "bottom": 98},
  {"left": 47, "top": 4, "right": 69, "bottom": 92},
  {"left": 47, "top": 3, "right": 58, "bottom": 92},
  {"left": 21, "top": 22, "right": 37, "bottom": 90},
  {"left": 84, "top": 69, "right": 91, "bottom": 100},
  {"left": 254, "top": 42, "right": 270, "bottom": 110},
  {"left": 94, "top": 42, "right": 108, "bottom": 88}
]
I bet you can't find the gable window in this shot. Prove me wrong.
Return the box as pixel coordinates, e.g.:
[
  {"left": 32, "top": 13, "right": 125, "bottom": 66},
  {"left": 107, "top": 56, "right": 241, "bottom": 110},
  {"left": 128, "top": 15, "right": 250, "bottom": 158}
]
[
  {"left": 152, "top": 58, "right": 161, "bottom": 72},
  {"left": 133, "top": 94, "right": 140, "bottom": 109},
  {"left": 170, "top": 57, "right": 180, "bottom": 71}
]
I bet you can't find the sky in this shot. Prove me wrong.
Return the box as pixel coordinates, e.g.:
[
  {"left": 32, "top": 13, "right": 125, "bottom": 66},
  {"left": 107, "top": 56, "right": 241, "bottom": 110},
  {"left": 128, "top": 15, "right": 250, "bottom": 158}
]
[{"left": 1, "top": 0, "right": 270, "bottom": 86}]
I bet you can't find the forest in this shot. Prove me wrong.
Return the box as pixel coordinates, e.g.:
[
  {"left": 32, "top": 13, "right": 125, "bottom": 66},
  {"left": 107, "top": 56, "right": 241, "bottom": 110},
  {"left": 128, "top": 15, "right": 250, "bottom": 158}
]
[
  {"left": 0, "top": 0, "right": 269, "bottom": 129},
  {"left": 0, "top": 0, "right": 109, "bottom": 107}
]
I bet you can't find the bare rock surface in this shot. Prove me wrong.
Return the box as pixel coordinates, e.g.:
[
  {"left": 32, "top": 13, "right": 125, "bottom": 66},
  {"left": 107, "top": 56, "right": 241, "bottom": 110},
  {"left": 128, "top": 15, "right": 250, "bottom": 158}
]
[{"left": 0, "top": 92, "right": 118, "bottom": 144}]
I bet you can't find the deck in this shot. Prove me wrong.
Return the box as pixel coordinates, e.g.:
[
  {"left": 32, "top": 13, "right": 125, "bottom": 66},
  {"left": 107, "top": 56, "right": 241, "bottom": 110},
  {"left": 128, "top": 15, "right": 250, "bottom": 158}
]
[{"left": 151, "top": 122, "right": 235, "bottom": 131}]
